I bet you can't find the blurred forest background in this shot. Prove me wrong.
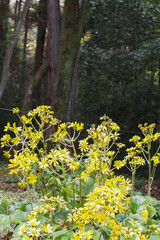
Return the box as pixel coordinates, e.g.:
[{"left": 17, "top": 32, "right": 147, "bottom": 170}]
[{"left": 0, "top": 0, "right": 160, "bottom": 151}]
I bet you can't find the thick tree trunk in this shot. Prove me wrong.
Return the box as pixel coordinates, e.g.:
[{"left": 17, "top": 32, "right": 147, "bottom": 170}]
[
  {"left": 31, "top": 0, "right": 47, "bottom": 105},
  {"left": 0, "top": 0, "right": 10, "bottom": 78},
  {"left": 0, "top": 0, "right": 31, "bottom": 102},
  {"left": 46, "top": 0, "right": 60, "bottom": 106},
  {"left": 35, "top": 0, "right": 47, "bottom": 72},
  {"left": 52, "top": 0, "right": 90, "bottom": 121}
]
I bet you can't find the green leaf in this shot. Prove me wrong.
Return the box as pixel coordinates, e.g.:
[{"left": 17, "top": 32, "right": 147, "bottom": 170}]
[
  {"left": 143, "top": 196, "right": 159, "bottom": 206},
  {"left": 0, "top": 214, "right": 10, "bottom": 231},
  {"left": 52, "top": 229, "right": 68, "bottom": 240},
  {"left": 0, "top": 205, "right": 7, "bottom": 214},
  {"left": 81, "top": 178, "right": 95, "bottom": 196},
  {"left": 93, "top": 231, "right": 102, "bottom": 240},
  {"left": 147, "top": 218, "right": 157, "bottom": 225},
  {"left": 146, "top": 206, "right": 156, "bottom": 218},
  {"left": 10, "top": 209, "right": 27, "bottom": 224},
  {"left": 150, "top": 234, "right": 160, "bottom": 240},
  {"left": 1, "top": 197, "right": 10, "bottom": 209},
  {"left": 130, "top": 201, "right": 139, "bottom": 213},
  {"left": 132, "top": 195, "right": 145, "bottom": 205}
]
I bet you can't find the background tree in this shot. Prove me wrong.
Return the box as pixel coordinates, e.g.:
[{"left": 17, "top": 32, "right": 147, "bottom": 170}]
[
  {"left": 0, "top": 0, "right": 10, "bottom": 79},
  {"left": 75, "top": 0, "right": 160, "bottom": 133}
]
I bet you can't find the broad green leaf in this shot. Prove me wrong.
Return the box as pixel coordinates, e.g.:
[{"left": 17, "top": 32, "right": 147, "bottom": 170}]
[
  {"left": 93, "top": 230, "right": 104, "bottom": 240},
  {"left": 81, "top": 178, "right": 95, "bottom": 196},
  {"left": 1, "top": 197, "right": 10, "bottom": 209},
  {"left": 150, "top": 235, "right": 160, "bottom": 240},
  {"left": 10, "top": 209, "right": 27, "bottom": 224},
  {"left": 0, "top": 214, "right": 10, "bottom": 231},
  {"left": 52, "top": 229, "right": 68, "bottom": 240},
  {"left": 143, "top": 196, "right": 159, "bottom": 206},
  {"left": 146, "top": 206, "right": 156, "bottom": 218},
  {"left": 132, "top": 195, "right": 145, "bottom": 205},
  {"left": 147, "top": 218, "right": 157, "bottom": 225},
  {"left": 130, "top": 201, "right": 139, "bottom": 213},
  {"left": 0, "top": 205, "right": 7, "bottom": 214}
]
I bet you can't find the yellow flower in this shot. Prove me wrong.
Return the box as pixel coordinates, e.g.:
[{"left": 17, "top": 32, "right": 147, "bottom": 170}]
[
  {"left": 152, "top": 156, "right": 160, "bottom": 165},
  {"left": 13, "top": 107, "right": 20, "bottom": 114},
  {"left": 129, "top": 135, "right": 141, "bottom": 142},
  {"left": 39, "top": 157, "right": 49, "bottom": 169},
  {"left": 114, "top": 160, "right": 125, "bottom": 169},
  {"left": 4, "top": 122, "right": 11, "bottom": 132},
  {"left": 18, "top": 182, "right": 25, "bottom": 188},
  {"left": 83, "top": 230, "right": 93, "bottom": 239},
  {"left": 42, "top": 223, "right": 53, "bottom": 233},
  {"left": 28, "top": 218, "right": 40, "bottom": 227},
  {"left": 18, "top": 223, "right": 27, "bottom": 234},
  {"left": 9, "top": 168, "right": 19, "bottom": 175},
  {"left": 28, "top": 227, "right": 41, "bottom": 237},
  {"left": 27, "top": 173, "right": 38, "bottom": 185},
  {"left": 156, "top": 228, "right": 160, "bottom": 234},
  {"left": 3, "top": 151, "right": 11, "bottom": 159},
  {"left": 81, "top": 172, "right": 88, "bottom": 182},
  {"left": 141, "top": 207, "right": 148, "bottom": 222},
  {"left": 72, "top": 232, "right": 83, "bottom": 240},
  {"left": 79, "top": 139, "right": 88, "bottom": 152}
]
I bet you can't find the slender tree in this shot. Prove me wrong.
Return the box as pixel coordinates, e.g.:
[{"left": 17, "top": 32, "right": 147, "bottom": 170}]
[{"left": 0, "top": 0, "right": 31, "bottom": 102}]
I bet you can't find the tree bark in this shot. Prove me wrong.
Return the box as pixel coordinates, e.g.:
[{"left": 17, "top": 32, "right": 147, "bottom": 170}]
[
  {"left": 46, "top": 0, "right": 60, "bottom": 106},
  {"left": 0, "top": 0, "right": 10, "bottom": 78},
  {"left": 31, "top": 0, "right": 47, "bottom": 105},
  {"left": 52, "top": 0, "right": 90, "bottom": 121},
  {"left": 21, "top": 61, "right": 47, "bottom": 115},
  {"left": 20, "top": 8, "right": 30, "bottom": 95},
  {"left": 34, "top": 0, "right": 47, "bottom": 72},
  {"left": 0, "top": 0, "right": 31, "bottom": 102},
  {"left": 67, "top": 48, "right": 80, "bottom": 122}
]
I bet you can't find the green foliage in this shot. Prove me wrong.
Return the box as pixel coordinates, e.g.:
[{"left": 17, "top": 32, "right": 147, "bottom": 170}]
[{"left": 76, "top": 0, "right": 160, "bottom": 131}]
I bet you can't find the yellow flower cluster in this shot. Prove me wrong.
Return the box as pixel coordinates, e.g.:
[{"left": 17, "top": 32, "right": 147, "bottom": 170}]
[
  {"left": 69, "top": 176, "right": 132, "bottom": 239},
  {"left": 1, "top": 106, "right": 82, "bottom": 190},
  {"left": 18, "top": 196, "right": 67, "bottom": 239},
  {"left": 54, "top": 121, "right": 84, "bottom": 143},
  {"left": 80, "top": 117, "right": 124, "bottom": 183}
]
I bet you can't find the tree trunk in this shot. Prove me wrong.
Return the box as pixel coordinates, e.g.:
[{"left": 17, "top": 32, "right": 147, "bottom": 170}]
[
  {"left": 21, "top": 61, "right": 47, "bottom": 115},
  {"left": 14, "top": 0, "right": 22, "bottom": 29},
  {"left": 35, "top": 0, "right": 47, "bottom": 72},
  {"left": 46, "top": 0, "right": 60, "bottom": 106},
  {"left": 0, "top": 0, "right": 31, "bottom": 102},
  {"left": 32, "top": 0, "right": 47, "bottom": 105},
  {"left": 0, "top": 0, "right": 10, "bottom": 78},
  {"left": 52, "top": 0, "right": 90, "bottom": 121},
  {"left": 67, "top": 48, "right": 80, "bottom": 122},
  {"left": 20, "top": 8, "right": 30, "bottom": 95}
]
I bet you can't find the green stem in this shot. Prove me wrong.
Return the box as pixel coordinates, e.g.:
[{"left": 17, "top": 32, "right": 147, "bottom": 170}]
[
  {"left": 26, "top": 178, "right": 33, "bottom": 210},
  {"left": 98, "top": 231, "right": 102, "bottom": 240},
  {"left": 71, "top": 171, "right": 75, "bottom": 208},
  {"left": 62, "top": 161, "right": 70, "bottom": 209},
  {"left": 79, "top": 178, "right": 82, "bottom": 204},
  {"left": 131, "top": 168, "right": 136, "bottom": 198},
  {"left": 148, "top": 143, "right": 152, "bottom": 196},
  {"left": 151, "top": 165, "right": 157, "bottom": 188}
]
